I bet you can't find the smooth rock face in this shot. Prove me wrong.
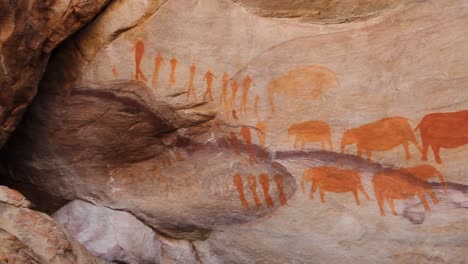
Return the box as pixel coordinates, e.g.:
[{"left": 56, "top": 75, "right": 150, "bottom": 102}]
[
  {"left": 0, "top": 0, "right": 109, "bottom": 148},
  {"left": 3, "top": 0, "right": 468, "bottom": 263},
  {"left": 0, "top": 186, "right": 102, "bottom": 264},
  {"left": 53, "top": 200, "right": 160, "bottom": 264},
  {"left": 53, "top": 200, "right": 203, "bottom": 264}
]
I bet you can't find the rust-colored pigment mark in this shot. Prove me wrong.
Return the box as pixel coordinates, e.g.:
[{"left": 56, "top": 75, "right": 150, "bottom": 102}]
[
  {"left": 247, "top": 174, "right": 262, "bottom": 208},
  {"left": 415, "top": 110, "right": 468, "bottom": 164},
  {"left": 273, "top": 174, "right": 288, "bottom": 206},
  {"left": 134, "top": 40, "right": 147, "bottom": 82},
  {"left": 230, "top": 81, "right": 239, "bottom": 109},
  {"left": 112, "top": 65, "right": 119, "bottom": 78},
  {"left": 220, "top": 73, "right": 229, "bottom": 106},
  {"left": 341, "top": 116, "right": 422, "bottom": 161},
  {"left": 224, "top": 103, "right": 230, "bottom": 121},
  {"left": 230, "top": 132, "right": 241, "bottom": 155},
  {"left": 168, "top": 57, "right": 177, "bottom": 87},
  {"left": 288, "top": 121, "right": 332, "bottom": 151},
  {"left": 268, "top": 65, "right": 339, "bottom": 113},
  {"left": 232, "top": 110, "right": 238, "bottom": 120},
  {"left": 259, "top": 173, "right": 274, "bottom": 207},
  {"left": 399, "top": 164, "right": 447, "bottom": 192},
  {"left": 301, "top": 166, "right": 370, "bottom": 205},
  {"left": 241, "top": 126, "right": 256, "bottom": 164},
  {"left": 256, "top": 121, "right": 266, "bottom": 147},
  {"left": 203, "top": 70, "right": 215, "bottom": 101},
  {"left": 233, "top": 174, "right": 249, "bottom": 210},
  {"left": 373, "top": 169, "right": 439, "bottom": 216},
  {"left": 254, "top": 95, "right": 260, "bottom": 120},
  {"left": 152, "top": 52, "right": 164, "bottom": 89},
  {"left": 186, "top": 62, "right": 197, "bottom": 100},
  {"left": 240, "top": 75, "right": 252, "bottom": 115}
]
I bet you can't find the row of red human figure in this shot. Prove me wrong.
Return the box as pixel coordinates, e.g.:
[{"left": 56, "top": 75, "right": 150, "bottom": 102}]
[
  {"left": 288, "top": 110, "right": 468, "bottom": 164},
  {"left": 132, "top": 40, "right": 256, "bottom": 115},
  {"left": 233, "top": 173, "right": 288, "bottom": 210},
  {"left": 300, "top": 164, "right": 446, "bottom": 216}
]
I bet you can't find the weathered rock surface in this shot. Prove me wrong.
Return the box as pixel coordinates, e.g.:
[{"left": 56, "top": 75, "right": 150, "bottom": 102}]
[
  {"left": 0, "top": 0, "right": 110, "bottom": 148},
  {"left": 54, "top": 199, "right": 204, "bottom": 263},
  {"left": 0, "top": 186, "right": 102, "bottom": 264},
  {"left": 2, "top": 0, "right": 468, "bottom": 263},
  {"left": 0, "top": 228, "right": 44, "bottom": 264},
  {"left": 54, "top": 199, "right": 161, "bottom": 264},
  {"left": 233, "top": 0, "right": 417, "bottom": 23}
]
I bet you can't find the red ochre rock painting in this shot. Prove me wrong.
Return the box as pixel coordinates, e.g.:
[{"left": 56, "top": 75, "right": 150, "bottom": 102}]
[
  {"left": 268, "top": 65, "right": 339, "bottom": 113},
  {"left": 341, "top": 116, "right": 422, "bottom": 161},
  {"left": 372, "top": 169, "right": 439, "bottom": 216},
  {"left": 301, "top": 166, "right": 370, "bottom": 205},
  {"left": 134, "top": 40, "right": 147, "bottom": 82},
  {"left": 233, "top": 172, "right": 290, "bottom": 210},
  {"left": 416, "top": 110, "right": 468, "bottom": 163},
  {"left": 288, "top": 121, "right": 333, "bottom": 151}
]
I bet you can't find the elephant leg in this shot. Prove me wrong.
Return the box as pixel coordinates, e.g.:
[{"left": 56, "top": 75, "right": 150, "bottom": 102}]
[
  {"left": 310, "top": 181, "right": 319, "bottom": 200},
  {"left": 319, "top": 189, "right": 326, "bottom": 203},
  {"left": 388, "top": 198, "right": 398, "bottom": 215},
  {"left": 432, "top": 145, "right": 442, "bottom": 164},
  {"left": 366, "top": 150, "right": 372, "bottom": 161},
  {"left": 428, "top": 190, "right": 439, "bottom": 205},
  {"left": 293, "top": 137, "right": 298, "bottom": 149},
  {"left": 301, "top": 139, "right": 305, "bottom": 151},
  {"left": 352, "top": 189, "right": 360, "bottom": 205},
  {"left": 375, "top": 192, "right": 386, "bottom": 216},
  {"left": 358, "top": 184, "right": 370, "bottom": 201},
  {"left": 403, "top": 142, "right": 411, "bottom": 160},
  {"left": 328, "top": 137, "right": 333, "bottom": 151},
  {"left": 418, "top": 193, "right": 431, "bottom": 211},
  {"left": 422, "top": 142, "right": 429, "bottom": 161},
  {"left": 321, "top": 140, "right": 325, "bottom": 150}
]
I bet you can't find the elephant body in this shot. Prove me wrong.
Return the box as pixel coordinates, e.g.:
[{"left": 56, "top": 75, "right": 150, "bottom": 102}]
[
  {"left": 372, "top": 169, "right": 439, "bottom": 216},
  {"left": 341, "top": 116, "right": 421, "bottom": 160},
  {"left": 415, "top": 110, "right": 468, "bottom": 163},
  {"left": 398, "top": 164, "right": 446, "bottom": 191},
  {"left": 288, "top": 121, "right": 332, "bottom": 151},
  {"left": 301, "top": 166, "right": 369, "bottom": 205},
  {"left": 268, "top": 65, "right": 339, "bottom": 113}
]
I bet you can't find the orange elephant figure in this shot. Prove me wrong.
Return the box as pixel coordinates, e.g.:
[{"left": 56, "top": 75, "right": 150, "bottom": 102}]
[
  {"left": 288, "top": 121, "right": 333, "bottom": 151},
  {"left": 372, "top": 169, "right": 439, "bottom": 216},
  {"left": 301, "top": 166, "right": 370, "bottom": 205},
  {"left": 341, "top": 116, "right": 422, "bottom": 161},
  {"left": 415, "top": 110, "right": 468, "bottom": 164},
  {"left": 268, "top": 65, "right": 339, "bottom": 113},
  {"left": 398, "top": 164, "right": 447, "bottom": 192}
]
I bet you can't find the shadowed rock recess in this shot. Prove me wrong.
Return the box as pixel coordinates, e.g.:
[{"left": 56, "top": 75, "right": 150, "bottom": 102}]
[{"left": 1, "top": 0, "right": 468, "bottom": 263}]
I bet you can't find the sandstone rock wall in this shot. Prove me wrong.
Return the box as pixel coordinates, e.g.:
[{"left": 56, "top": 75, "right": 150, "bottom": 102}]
[{"left": 1, "top": 0, "right": 468, "bottom": 263}]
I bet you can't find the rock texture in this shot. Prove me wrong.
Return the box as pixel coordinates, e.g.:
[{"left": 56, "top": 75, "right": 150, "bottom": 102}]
[
  {"left": 54, "top": 200, "right": 159, "bottom": 264},
  {"left": 0, "top": 0, "right": 110, "bottom": 148},
  {"left": 54, "top": 199, "right": 202, "bottom": 264},
  {"left": 2, "top": 0, "right": 468, "bottom": 263},
  {"left": 0, "top": 186, "right": 102, "bottom": 264},
  {"left": 233, "top": 0, "right": 417, "bottom": 23}
]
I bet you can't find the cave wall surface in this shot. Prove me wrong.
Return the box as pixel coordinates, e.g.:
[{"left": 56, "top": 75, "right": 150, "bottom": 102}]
[{"left": 2, "top": 0, "right": 468, "bottom": 263}]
